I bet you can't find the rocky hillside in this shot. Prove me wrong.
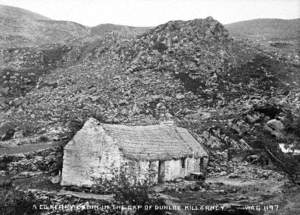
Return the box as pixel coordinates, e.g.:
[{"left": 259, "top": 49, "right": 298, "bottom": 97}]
[
  {"left": 0, "top": 44, "right": 87, "bottom": 101},
  {"left": 0, "top": 5, "right": 91, "bottom": 48},
  {"left": 1, "top": 16, "right": 298, "bottom": 130},
  {"left": 0, "top": 5, "right": 152, "bottom": 102}
]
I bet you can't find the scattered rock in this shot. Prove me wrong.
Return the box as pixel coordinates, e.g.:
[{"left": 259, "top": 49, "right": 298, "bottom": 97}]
[
  {"left": 265, "top": 119, "right": 285, "bottom": 138},
  {"left": 0, "top": 176, "right": 12, "bottom": 187},
  {"left": 219, "top": 171, "right": 227, "bottom": 176},
  {"left": 50, "top": 173, "right": 62, "bottom": 184},
  {"left": 246, "top": 113, "right": 261, "bottom": 123},
  {"left": 13, "top": 130, "right": 24, "bottom": 139},
  {"left": 0, "top": 170, "right": 7, "bottom": 176},
  {"left": 267, "top": 119, "right": 284, "bottom": 131},
  {"left": 189, "top": 184, "right": 200, "bottom": 191},
  {"left": 228, "top": 173, "right": 240, "bottom": 179}
]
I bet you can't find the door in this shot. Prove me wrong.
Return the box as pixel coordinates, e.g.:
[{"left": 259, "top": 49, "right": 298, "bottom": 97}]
[
  {"left": 199, "top": 157, "right": 208, "bottom": 176},
  {"left": 158, "top": 161, "right": 165, "bottom": 183},
  {"left": 200, "top": 157, "right": 204, "bottom": 172}
]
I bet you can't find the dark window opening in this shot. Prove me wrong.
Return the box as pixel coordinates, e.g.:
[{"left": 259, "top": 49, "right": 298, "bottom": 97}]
[
  {"left": 200, "top": 157, "right": 204, "bottom": 171},
  {"left": 181, "top": 158, "right": 186, "bottom": 168}
]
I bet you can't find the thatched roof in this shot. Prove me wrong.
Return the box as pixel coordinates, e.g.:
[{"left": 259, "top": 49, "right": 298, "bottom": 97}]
[{"left": 98, "top": 119, "right": 208, "bottom": 161}]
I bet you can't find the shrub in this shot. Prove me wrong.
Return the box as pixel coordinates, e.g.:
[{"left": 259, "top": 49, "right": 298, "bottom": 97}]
[
  {"left": 19, "top": 121, "right": 38, "bottom": 137},
  {"left": 92, "top": 164, "right": 166, "bottom": 215},
  {"left": 38, "top": 135, "right": 49, "bottom": 142},
  {"left": 64, "top": 118, "right": 85, "bottom": 142},
  {"left": 0, "top": 122, "right": 15, "bottom": 141},
  {"left": 0, "top": 187, "right": 40, "bottom": 215},
  {"left": 152, "top": 42, "right": 168, "bottom": 53}
]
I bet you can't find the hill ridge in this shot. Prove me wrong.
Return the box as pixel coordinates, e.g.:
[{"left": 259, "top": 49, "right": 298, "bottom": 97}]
[
  {"left": 0, "top": 4, "right": 151, "bottom": 48},
  {"left": 226, "top": 18, "right": 300, "bottom": 25},
  {"left": 0, "top": 4, "right": 50, "bottom": 20},
  {"left": 226, "top": 18, "right": 300, "bottom": 41}
]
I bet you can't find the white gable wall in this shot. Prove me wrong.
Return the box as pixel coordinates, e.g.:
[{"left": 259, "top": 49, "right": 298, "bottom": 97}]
[{"left": 61, "top": 122, "right": 123, "bottom": 187}]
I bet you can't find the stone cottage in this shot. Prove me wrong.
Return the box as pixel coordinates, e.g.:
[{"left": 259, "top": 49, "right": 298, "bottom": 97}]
[{"left": 61, "top": 118, "right": 208, "bottom": 187}]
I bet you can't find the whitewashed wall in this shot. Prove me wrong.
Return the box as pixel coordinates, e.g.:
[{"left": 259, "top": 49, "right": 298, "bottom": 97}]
[
  {"left": 120, "top": 157, "right": 203, "bottom": 183},
  {"left": 163, "top": 157, "right": 200, "bottom": 181},
  {"left": 61, "top": 121, "right": 123, "bottom": 187}
]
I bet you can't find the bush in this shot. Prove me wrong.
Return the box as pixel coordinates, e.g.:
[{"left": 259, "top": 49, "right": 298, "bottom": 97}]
[
  {"left": 92, "top": 164, "right": 166, "bottom": 215},
  {"left": 152, "top": 42, "right": 168, "bottom": 53},
  {"left": 0, "top": 122, "right": 15, "bottom": 141},
  {"left": 38, "top": 135, "right": 49, "bottom": 142},
  {"left": 0, "top": 187, "right": 40, "bottom": 215},
  {"left": 19, "top": 121, "right": 38, "bottom": 137}
]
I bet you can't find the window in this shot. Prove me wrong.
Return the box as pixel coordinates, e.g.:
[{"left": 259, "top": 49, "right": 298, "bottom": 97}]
[
  {"left": 181, "top": 158, "right": 186, "bottom": 168},
  {"left": 200, "top": 157, "right": 204, "bottom": 171}
]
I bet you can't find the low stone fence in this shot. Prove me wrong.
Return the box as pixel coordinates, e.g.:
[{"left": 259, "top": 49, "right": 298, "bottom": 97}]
[{"left": 0, "top": 143, "right": 63, "bottom": 176}]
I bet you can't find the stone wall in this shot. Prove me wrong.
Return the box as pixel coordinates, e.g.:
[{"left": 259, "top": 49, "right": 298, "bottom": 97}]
[{"left": 0, "top": 145, "right": 62, "bottom": 176}]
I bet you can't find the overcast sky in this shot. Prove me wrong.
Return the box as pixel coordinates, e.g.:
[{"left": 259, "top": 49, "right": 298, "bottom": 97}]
[{"left": 0, "top": 0, "right": 299, "bottom": 26}]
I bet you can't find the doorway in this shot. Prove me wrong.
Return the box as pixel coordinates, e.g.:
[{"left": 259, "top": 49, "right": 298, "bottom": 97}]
[{"left": 158, "top": 161, "right": 165, "bottom": 183}]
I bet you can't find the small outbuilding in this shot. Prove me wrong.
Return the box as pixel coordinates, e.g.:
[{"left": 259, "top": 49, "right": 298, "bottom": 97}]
[{"left": 61, "top": 118, "right": 208, "bottom": 187}]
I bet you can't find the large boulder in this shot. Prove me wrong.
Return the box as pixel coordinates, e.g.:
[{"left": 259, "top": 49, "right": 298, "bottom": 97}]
[{"left": 265, "top": 119, "right": 285, "bottom": 138}]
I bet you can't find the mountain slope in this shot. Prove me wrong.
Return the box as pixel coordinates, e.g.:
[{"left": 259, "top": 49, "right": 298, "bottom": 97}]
[
  {"left": 0, "top": 4, "right": 50, "bottom": 20},
  {"left": 0, "top": 4, "right": 90, "bottom": 48},
  {"left": 226, "top": 18, "right": 300, "bottom": 56},
  {"left": 3, "top": 17, "right": 299, "bottom": 129},
  {"left": 0, "top": 4, "right": 153, "bottom": 48},
  {"left": 1, "top": 15, "right": 299, "bottom": 133},
  {"left": 226, "top": 18, "right": 300, "bottom": 41}
]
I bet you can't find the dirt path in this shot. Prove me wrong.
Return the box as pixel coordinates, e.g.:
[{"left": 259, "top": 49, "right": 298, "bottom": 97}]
[
  {"left": 58, "top": 190, "right": 114, "bottom": 201},
  {"left": 206, "top": 176, "right": 257, "bottom": 186}
]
